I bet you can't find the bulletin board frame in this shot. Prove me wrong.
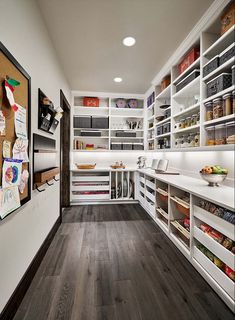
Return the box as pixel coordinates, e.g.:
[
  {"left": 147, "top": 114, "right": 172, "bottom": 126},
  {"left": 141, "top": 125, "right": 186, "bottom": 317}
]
[{"left": 0, "top": 41, "right": 31, "bottom": 219}]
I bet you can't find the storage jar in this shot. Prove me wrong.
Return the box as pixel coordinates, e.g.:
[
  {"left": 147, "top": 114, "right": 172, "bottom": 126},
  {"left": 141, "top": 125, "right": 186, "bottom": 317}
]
[
  {"left": 179, "top": 118, "right": 185, "bottom": 129},
  {"left": 223, "top": 93, "right": 232, "bottom": 116},
  {"left": 204, "top": 101, "right": 213, "bottom": 121},
  {"left": 191, "top": 114, "right": 197, "bottom": 126},
  {"left": 215, "top": 124, "right": 226, "bottom": 145},
  {"left": 206, "top": 126, "right": 215, "bottom": 146},
  {"left": 175, "top": 137, "right": 180, "bottom": 148},
  {"left": 185, "top": 116, "right": 191, "bottom": 128},
  {"left": 197, "top": 111, "right": 200, "bottom": 124},
  {"left": 213, "top": 98, "right": 223, "bottom": 119},
  {"left": 226, "top": 121, "right": 235, "bottom": 144},
  {"left": 194, "top": 132, "right": 200, "bottom": 147},
  {"left": 189, "top": 133, "right": 195, "bottom": 147}
]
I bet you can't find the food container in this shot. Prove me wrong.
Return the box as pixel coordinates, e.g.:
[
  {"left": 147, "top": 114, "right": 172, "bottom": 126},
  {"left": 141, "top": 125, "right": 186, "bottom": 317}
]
[
  {"left": 83, "top": 97, "right": 99, "bottom": 107},
  {"left": 219, "top": 42, "right": 235, "bottom": 65},
  {"left": 74, "top": 116, "right": 91, "bottom": 128},
  {"left": 174, "top": 122, "right": 180, "bottom": 131},
  {"left": 206, "top": 126, "right": 215, "bottom": 146},
  {"left": 206, "top": 73, "right": 232, "bottom": 97},
  {"left": 205, "top": 101, "right": 213, "bottom": 121},
  {"left": 213, "top": 98, "right": 223, "bottom": 119},
  {"left": 203, "top": 55, "right": 219, "bottom": 77},
  {"left": 175, "top": 69, "right": 200, "bottom": 92},
  {"left": 80, "top": 130, "right": 101, "bottom": 136},
  {"left": 223, "top": 93, "right": 232, "bottom": 116},
  {"left": 189, "top": 133, "right": 195, "bottom": 147},
  {"left": 226, "top": 121, "right": 235, "bottom": 144},
  {"left": 215, "top": 124, "right": 226, "bottom": 145},
  {"left": 191, "top": 114, "right": 197, "bottom": 126},
  {"left": 178, "top": 47, "right": 200, "bottom": 74},
  {"left": 163, "top": 122, "right": 171, "bottom": 133},
  {"left": 175, "top": 137, "right": 180, "bottom": 148},
  {"left": 133, "top": 143, "right": 144, "bottom": 150},
  {"left": 179, "top": 118, "right": 185, "bottom": 129},
  {"left": 160, "top": 75, "right": 171, "bottom": 91},
  {"left": 111, "top": 142, "right": 122, "bottom": 150},
  {"left": 194, "top": 132, "right": 200, "bottom": 147},
  {"left": 92, "top": 116, "right": 109, "bottom": 129},
  {"left": 157, "top": 125, "right": 163, "bottom": 136},
  {"left": 232, "top": 65, "right": 235, "bottom": 85},
  {"left": 116, "top": 131, "right": 136, "bottom": 137},
  {"left": 122, "top": 142, "right": 133, "bottom": 150},
  {"left": 185, "top": 116, "right": 192, "bottom": 128},
  {"left": 220, "top": 2, "right": 235, "bottom": 35}
]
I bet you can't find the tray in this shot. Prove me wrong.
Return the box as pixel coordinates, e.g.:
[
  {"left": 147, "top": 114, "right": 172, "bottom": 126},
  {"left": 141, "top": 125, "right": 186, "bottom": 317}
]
[
  {"left": 76, "top": 164, "right": 96, "bottom": 169},
  {"left": 110, "top": 165, "right": 126, "bottom": 169}
]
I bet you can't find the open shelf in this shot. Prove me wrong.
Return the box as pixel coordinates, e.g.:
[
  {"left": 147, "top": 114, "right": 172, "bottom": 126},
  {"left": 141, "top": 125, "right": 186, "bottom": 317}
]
[
  {"left": 203, "top": 85, "right": 235, "bottom": 104},
  {"left": 202, "top": 56, "right": 235, "bottom": 82},
  {"left": 155, "top": 117, "right": 171, "bottom": 127},
  {"left": 173, "top": 124, "right": 200, "bottom": 134},
  {"left": 155, "top": 85, "right": 171, "bottom": 100},
  {"left": 173, "top": 103, "right": 200, "bottom": 118},
  {"left": 203, "top": 114, "right": 235, "bottom": 126},
  {"left": 173, "top": 57, "right": 200, "bottom": 85},
  {"left": 173, "top": 76, "right": 200, "bottom": 98}
]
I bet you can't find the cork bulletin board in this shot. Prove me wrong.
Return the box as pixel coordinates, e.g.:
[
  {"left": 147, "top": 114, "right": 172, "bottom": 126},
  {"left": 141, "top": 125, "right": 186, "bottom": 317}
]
[{"left": 0, "top": 42, "right": 31, "bottom": 219}]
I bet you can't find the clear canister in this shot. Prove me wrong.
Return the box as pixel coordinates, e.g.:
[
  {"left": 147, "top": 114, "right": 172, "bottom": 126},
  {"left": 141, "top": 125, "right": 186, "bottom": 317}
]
[
  {"left": 191, "top": 114, "right": 197, "bottom": 126},
  {"left": 185, "top": 116, "right": 191, "bottom": 128},
  {"left": 215, "top": 124, "right": 226, "bottom": 145},
  {"left": 223, "top": 93, "right": 232, "bottom": 116},
  {"left": 194, "top": 132, "right": 200, "bottom": 147},
  {"left": 226, "top": 121, "right": 235, "bottom": 144},
  {"left": 204, "top": 101, "right": 213, "bottom": 121},
  {"left": 213, "top": 98, "right": 223, "bottom": 119},
  {"left": 179, "top": 118, "right": 185, "bottom": 129},
  {"left": 206, "top": 126, "right": 215, "bottom": 146}
]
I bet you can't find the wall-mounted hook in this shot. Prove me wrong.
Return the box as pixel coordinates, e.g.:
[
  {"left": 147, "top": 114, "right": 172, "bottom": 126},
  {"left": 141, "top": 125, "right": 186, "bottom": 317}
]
[
  {"left": 53, "top": 177, "right": 60, "bottom": 182},
  {"left": 46, "top": 180, "right": 54, "bottom": 186},
  {"left": 36, "top": 185, "right": 46, "bottom": 192}
]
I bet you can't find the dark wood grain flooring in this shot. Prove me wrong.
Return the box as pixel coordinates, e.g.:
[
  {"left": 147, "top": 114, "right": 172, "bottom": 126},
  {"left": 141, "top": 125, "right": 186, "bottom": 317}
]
[{"left": 14, "top": 204, "right": 234, "bottom": 320}]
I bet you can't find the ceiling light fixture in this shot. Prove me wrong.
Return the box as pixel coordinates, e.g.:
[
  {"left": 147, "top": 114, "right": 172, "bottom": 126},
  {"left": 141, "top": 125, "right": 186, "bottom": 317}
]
[
  {"left": 114, "top": 77, "right": 122, "bottom": 83},
  {"left": 122, "top": 36, "right": 136, "bottom": 47}
]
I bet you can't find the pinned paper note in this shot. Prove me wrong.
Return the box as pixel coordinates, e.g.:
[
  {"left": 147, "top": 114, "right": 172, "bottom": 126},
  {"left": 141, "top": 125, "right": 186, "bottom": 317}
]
[
  {"left": 14, "top": 104, "right": 27, "bottom": 139},
  {"left": 13, "top": 138, "right": 29, "bottom": 162},
  {"left": 2, "top": 158, "right": 22, "bottom": 188},
  {"left": 3, "top": 140, "right": 11, "bottom": 158},
  {"left": 0, "top": 186, "right": 21, "bottom": 219},
  {"left": 4, "top": 80, "right": 18, "bottom": 112},
  {"left": 0, "top": 111, "right": 6, "bottom": 135},
  {"left": 7, "top": 78, "right": 20, "bottom": 87},
  {"left": 19, "top": 170, "right": 29, "bottom": 194}
]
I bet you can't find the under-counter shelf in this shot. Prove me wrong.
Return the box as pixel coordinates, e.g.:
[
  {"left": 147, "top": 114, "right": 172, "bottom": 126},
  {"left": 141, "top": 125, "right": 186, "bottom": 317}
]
[
  {"left": 194, "top": 227, "right": 235, "bottom": 270},
  {"left": 145, "top": 179, "right": 155, "bottom": 190},
  {"left": 156, "top": 207, "right": 169, "bottom": 220},
  {"left": 193, "top": 205, "right": 235, "bottom": 241},
  {"left": 171, "top": 220, "right": 190, "bottom": 240},
  {"left": 146, "top": 190, "right": 155, "bottom": 202},
  {"left": 194, "top": 246, "right": 235, "bottom": 300}
]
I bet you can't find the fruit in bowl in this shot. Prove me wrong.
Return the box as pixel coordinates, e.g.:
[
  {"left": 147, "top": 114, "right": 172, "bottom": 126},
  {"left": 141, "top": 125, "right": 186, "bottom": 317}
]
[{"left": 200, "top": 165, "right": 228, "bottom": 187}]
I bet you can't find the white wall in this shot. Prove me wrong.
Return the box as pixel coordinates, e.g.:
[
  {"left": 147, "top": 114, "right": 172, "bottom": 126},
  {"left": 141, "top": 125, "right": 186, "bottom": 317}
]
[{"left": 0, "top": 0, "right": 70, "bottom": 313}]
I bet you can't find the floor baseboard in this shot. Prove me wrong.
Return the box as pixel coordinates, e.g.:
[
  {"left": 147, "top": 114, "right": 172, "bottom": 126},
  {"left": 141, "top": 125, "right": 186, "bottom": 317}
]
[{"left": 0, "top": 217, "right": 61, "bottom": 320}]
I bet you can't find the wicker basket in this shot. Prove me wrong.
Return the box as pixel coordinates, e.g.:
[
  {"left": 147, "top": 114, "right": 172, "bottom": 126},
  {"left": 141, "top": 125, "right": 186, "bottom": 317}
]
[{"left": 76, "top": 164, "right": 96, "bottom": 169}]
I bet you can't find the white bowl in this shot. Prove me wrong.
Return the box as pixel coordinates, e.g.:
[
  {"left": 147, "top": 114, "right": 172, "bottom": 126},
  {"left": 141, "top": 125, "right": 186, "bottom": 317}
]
[{"left": 200, "top": 172, "right": 227, "bottom": 187}]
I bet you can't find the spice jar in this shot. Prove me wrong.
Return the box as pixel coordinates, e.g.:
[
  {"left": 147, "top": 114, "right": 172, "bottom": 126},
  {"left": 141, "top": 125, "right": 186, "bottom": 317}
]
[
  {"left": 197, "top": 111, "right": 200, "bottom": 124},
  {"left": 179, "top": 118, "right": 185, "bottom": 129},
  {"left": 232, "top": 91, "right": 235, "bottom": 114},
  {"left": 215, "top": 124, "right": 226, "bottom": 145},
  {"left": 206, "top": 126, "right": 215, "bottom": 146},
  {"left": 226, "top": 121, "right": 235, "bottom": 144},
  {"left": 205, "top": 101, "right": 213, "bottom": 121},
  {"left": 194, "top": 132, "right": 200, "bottom": 147},
  {"left": 213, "top": 98, "right": 223, "bottom": 119},
  {"left": 191, "top": 114, "right": 197, "bottom": 126},
  {"left": 223, "top": 93, "right": 232, "bottom": 116},
  {"left": 185, "top": 116, "right": 191, "bottom": 128}
]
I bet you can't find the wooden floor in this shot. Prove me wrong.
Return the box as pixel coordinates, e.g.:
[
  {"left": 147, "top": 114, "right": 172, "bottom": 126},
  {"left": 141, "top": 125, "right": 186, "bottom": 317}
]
[{"left": 14, "top": 204, "right": 234, "bottom": 320}]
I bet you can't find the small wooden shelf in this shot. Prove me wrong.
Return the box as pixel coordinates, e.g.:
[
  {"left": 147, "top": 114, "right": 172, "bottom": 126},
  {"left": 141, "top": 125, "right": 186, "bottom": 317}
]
[{"left": 34, "top": 167, "right": 60, "bottom": 184}]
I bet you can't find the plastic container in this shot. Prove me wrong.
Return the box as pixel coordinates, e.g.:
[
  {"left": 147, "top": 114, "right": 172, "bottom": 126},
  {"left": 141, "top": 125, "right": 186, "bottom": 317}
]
[
  {"left": 191, "top": 114, "right": 197, "bottom": 126},
  {"left": 92, "top": 116, "right": 109, "bottom": 129},
  {"left": 206, "top": 126, "right": 215, "bottom": 146},
  {"left": 122, "top": 142, "right": 133, "bottom": 150},
  {"left": 185, "top": 116, "right": 192, "bottom": 128},
  {"left": 73, "top": 116, "right": 91, "bottom": 128},
  {"left": 111, "top": 142, "right": 122, "bottom": 150},
  {"left": 205, "top": 101, "right": 213, "bottom": 121},
  {"left": 226, "top": 121, "right": 235, "bottom": 144},
  {"left": 215, "top": 124, "right": 226, "bottom": 145},
  {"left": 223, "top": 93, "right": 232, "bottom": 116},
  {"left": 213, "top": 98, "right": 223, "bottom": 119},
  {"left": 194, "top": 132, "right": 200, "bottom": 147},
  {"left": 179, "top": 118, "right": 185, "bottom": 129}
]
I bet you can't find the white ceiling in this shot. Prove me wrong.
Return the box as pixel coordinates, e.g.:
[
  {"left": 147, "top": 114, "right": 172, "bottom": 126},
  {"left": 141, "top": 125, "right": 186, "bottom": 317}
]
[{"left": 37, "top": 0, "right": 214, "bottom": 94}]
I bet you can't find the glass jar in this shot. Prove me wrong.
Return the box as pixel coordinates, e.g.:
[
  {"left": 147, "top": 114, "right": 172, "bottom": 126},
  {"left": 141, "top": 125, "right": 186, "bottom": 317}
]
[
  {"left": 223, "top": 94, "right": 232, "bottom": 116},
  {"left": 226, "top": 121, "right": 235, "bottom": 144},
  {"left": 191, "top": 114, "right": 197, "bottom": 126},
  {"left": 204, "top": 101, "right": 213, "bottom": 121},
  {"left": 197, "top": 111, "right": 200, "bottom": 124},
  {"left": 232, "top": 91, "right": 235, "bottom": 114},
  {"left": 206, "top": 126, "right": 215, "bottom": 146},
  {"left": 213, "top": 98, "right": 223, "bottom": 119},
  {"left": 194, "top": 132, "right": 200, "bottom": 147},
  {"left": 175, "top": 137, "right": 180, "bottom": 148},
  {"left": 185, "top": 116, "right": 191, "bottom": 128},
  {"left": 181, "top": 135, "right": 186, "bottom": 148},
  {"left": 215, "top": 124, "right": 226, "bottom": 145},
  {"left": 179, "top": 118, "right": 185, "bottom": 129}
]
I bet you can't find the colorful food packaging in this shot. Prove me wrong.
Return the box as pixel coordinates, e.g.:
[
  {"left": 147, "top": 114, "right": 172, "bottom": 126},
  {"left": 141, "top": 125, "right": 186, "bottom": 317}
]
[
  {"left": 200, "top": 223, "right": 211, "bottom": 233},
  {"left": 214, "top": 256, "right": 224, "bottom": 269},
  {"left": 224, "top": 265, "right": 235, "bottom": 282},
  {"left": 207, "top": 229, "right": 224, "bottom": 244},
  {"left": 222, "top": 237, "right": 234, "bottom": 250}
]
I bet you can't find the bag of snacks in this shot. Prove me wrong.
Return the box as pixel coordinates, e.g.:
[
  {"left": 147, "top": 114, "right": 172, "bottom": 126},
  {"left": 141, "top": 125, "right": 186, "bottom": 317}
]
[
  {"left": 207, "top": 229, "right": 224, "bottom": 244},
  {"left": 224, "top": 265, "right": 235, "bottom": 281},
  {"left": 214, "top": 256, "right": 224, "bottom": 269},
  {"left": 205, "top": 249, "right": 214, "bottom": 261},
  {"left": 200, "top": 223, "right": 211, "bottom": 233},
  {"left": 223, "top": 211, "right": 235, "bottom": 224},
  {"left": 222, "top": 238, "right": 233, "bottom": 250}
]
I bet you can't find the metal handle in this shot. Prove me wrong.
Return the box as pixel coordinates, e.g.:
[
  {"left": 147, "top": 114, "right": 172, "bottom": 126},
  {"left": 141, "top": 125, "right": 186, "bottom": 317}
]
[
  {"left": 46, "top": 180, "right": 54, "bottom": 186},
  {"left": 36, "top": 185, "right": 46, "bottom": 192},
  {"left": 54, "top": 177, "right": 60, "bottom": 182}
]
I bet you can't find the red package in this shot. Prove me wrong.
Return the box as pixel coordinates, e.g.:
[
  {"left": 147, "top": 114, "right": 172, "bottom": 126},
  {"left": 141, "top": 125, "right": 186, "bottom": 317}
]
[
  {"left": 207, "top": 229, "right": 224, "bottom": 244},
  {"left": 200, "top": 223, "right": 211, "bottom": 233},
  {"left": 224, "top": 265, "right": 235, "bottom": 281}
]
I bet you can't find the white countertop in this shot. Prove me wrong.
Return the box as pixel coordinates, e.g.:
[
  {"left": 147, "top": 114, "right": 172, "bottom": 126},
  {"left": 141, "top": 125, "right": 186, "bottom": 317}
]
[
  {"left": 70, "top": 165, "right": 137, "bottom": 172},
  {"left": 138, "top": 168, "right": 234, "bottom": 212}
]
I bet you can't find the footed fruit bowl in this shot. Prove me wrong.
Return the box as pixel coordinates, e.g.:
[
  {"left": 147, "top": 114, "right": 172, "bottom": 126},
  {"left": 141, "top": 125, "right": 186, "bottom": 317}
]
[{"left": 200, "top": 172, "right": 227, "bottom": 187}]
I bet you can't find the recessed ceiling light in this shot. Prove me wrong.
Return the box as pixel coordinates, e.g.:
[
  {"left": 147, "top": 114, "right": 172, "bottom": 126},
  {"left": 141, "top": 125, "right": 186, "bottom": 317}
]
[
  {"left": 123, "top": 36, "right": 136, "bottom": 47},
  {"left": 114, "top": 77, "right": 122, "bottom": 83}
]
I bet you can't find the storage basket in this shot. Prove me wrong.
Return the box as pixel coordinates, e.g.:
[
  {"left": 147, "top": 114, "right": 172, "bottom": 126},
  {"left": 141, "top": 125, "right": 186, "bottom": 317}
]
[
  {"left": 203, "top": 55, "right": 219, "bottom": 77},
  {"left": 116, "top": 131, "right": 136, "bottom": 137},
  {"left": 133, "top": 143, "right": 144, "bottom": 150},
  {"left": 219, "top": 43, "right": 235, "bottom": 66},
  {"left": 80, "top": 130, "right": 101, "bottom": 137},
  {"left": 176, "top": 69, "right": 200, "bottom": 92},
  {"left": 73, "top": 116, "right": 91, "bottom": 128},
  {"left": 178, "top": 47, "right": 200, "bottom": 74},
  {"left": 111, "top": 142, "right": 122, "bottom": 150},
  {"left": 122, "top": 143, "right": 133, "bottom": 150},
  {"left": 83, "top": 97, "right": 99, "bottom": 107},
  {"left": 206, "top": 73, "right": 232, "bottom": 98},
  {"left": 92, "top": 116, "right": 109, "bottom": 129}
]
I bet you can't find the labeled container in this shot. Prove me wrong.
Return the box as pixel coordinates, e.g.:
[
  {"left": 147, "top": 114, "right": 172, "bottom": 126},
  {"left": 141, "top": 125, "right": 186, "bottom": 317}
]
[
  {"left": 73, "top": 116, "right": 91, "bottom": 128},
  {"left": 213, "top": 98, "right": 223, "bottom": 119},
  {"left": 175, "top": 69, "right": 200, "bottom": 92},
  {"left": 111, "top": 142, "right": 122, "bottom": 150},
  {"left": 178, "top": 47, "right": 200, "bottom": 74},
  {"left": 226, "top": 121, "right": 235, "bottom": 144},
  {"left": 205, "top": 101, "right": 213, "bottom": 121},
  {"left": 133, "top": 143, "right": 144, "bottom": 150},
  {"left": 206, "top": 73, "right": 232, "bottom": 97},
  {"left": 223, "top": 93, "right": 232, "bottom": 116},
  {"left": 203, "top": 55, "right": 219, "bottom": 77},
  {"left": 179, "top": 118, "right": 186, "bottom": 129},
  {"left": 206, "top": 126, "right": 215, "bottom": 146},
  {"left": 220, "top": 3, "right": 235, "bottom": 35},
  {"left": 219, "top": 43, "right": 235, "bottom": 65},
  {"left": 122, "top": 142, "right": 133, "bottom": 150},
  {"left": 92, "top": 116, "right": 109, "bottom": 129},
  {"left": 215, "top": 124, "right": 226, "bottom": 145},
  {"left": 185, "top": 116, "right": 192, "bottom": 128},
  {"left": 194, "top": 132, "right": 200, "bottom": 147}
]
